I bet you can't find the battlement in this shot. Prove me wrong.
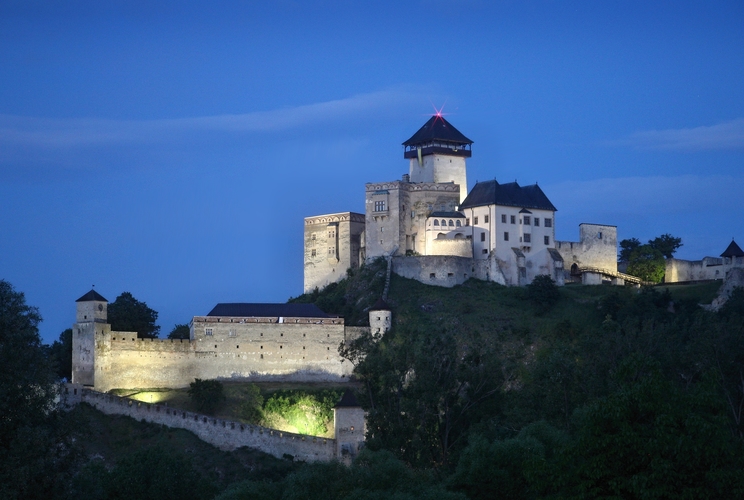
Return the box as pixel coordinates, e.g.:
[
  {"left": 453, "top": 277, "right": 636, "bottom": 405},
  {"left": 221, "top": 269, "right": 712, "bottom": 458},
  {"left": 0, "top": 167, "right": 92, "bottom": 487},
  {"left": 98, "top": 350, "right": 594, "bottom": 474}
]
[
  {"left": 72, "top": 386, "right": 337, "bottom": 461},
  {"left": 193, "top": 316, "right": 343, "bottom": 325},
  {"left": 365, "top": 181, "right": 460, "bottom": 193},
  {"left": 305, "top": 212, "right": 365, "bottom": 225}
]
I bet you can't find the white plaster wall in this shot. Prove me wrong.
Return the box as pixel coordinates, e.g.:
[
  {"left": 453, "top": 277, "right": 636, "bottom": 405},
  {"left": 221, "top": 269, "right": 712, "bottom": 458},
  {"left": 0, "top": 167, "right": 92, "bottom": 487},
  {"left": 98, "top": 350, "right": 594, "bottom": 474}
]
[{"left": 665, "top": 258, "right": 723, "bottom": 282}]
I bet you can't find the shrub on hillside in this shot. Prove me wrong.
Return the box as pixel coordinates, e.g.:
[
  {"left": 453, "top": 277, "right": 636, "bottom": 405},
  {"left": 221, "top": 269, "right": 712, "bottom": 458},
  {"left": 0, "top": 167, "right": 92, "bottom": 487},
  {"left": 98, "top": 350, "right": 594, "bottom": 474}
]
[
  {"left": 526, "top": 275, "right": 560, "bottom": 313},
  {"left": 188, "top": 379, "right": 225, "bottom": 415}
]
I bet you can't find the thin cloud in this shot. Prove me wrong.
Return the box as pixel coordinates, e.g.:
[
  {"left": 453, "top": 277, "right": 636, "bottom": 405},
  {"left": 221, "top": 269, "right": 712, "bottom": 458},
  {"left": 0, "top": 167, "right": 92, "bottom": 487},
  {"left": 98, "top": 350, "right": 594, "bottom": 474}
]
[
  {"left": 611, "top": 119, "right": 744, "bottom": 151},
  {"left": 548, "top": 174, "right": 743, "bottom": 217},
  {"left": 0, "top": 88, "right": 418, "bottom": 149}
]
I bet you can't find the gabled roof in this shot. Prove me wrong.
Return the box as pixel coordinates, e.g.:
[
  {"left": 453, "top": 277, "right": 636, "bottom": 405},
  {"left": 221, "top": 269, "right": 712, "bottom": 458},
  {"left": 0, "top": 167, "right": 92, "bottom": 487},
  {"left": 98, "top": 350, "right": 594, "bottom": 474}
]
[
  {"left": 721, "top": 240, "right": 744, "bottom": 258},
  {"left": 76, "top": 290, "right": 108, "bottom": 302},
  {"left": 460, "top": 180, "right": 557, "bottom": 212},
  {"left": 429, "top": 211, "right": 465, "bottom": 218},
  {"left": 207, "top": 303, "right": 334, "bottom": 318},
  {"left": 334, "top": 389, "right": 361, "bottom": 408},
  {"left": 403, "top": 115, "right": 473, "bottom": 147}
]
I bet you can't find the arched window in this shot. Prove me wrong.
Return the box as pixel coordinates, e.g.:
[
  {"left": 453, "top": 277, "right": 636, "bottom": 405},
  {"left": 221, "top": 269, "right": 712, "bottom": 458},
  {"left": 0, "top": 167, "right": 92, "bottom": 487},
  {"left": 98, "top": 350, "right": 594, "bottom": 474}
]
[
  {"left": 441, "top": 219, "right": 447, "bottom": 226},
  {"left": 437, "top": 233, "right": 446, "bottom": 239},
  {"left": 454, "top": 233, "right": 464, "bottom": 239},
  {"left": 448, "top": 220, "right": 454, "bottom": 226},
  {"left": 456, "top": 220, "right": 461, "bottom": 227},
  {"left": 571, "top": 263, "right": 579, "bottom": 276},
  {"left": 433, "top": 219, "right": 439, "bottom": 226}
]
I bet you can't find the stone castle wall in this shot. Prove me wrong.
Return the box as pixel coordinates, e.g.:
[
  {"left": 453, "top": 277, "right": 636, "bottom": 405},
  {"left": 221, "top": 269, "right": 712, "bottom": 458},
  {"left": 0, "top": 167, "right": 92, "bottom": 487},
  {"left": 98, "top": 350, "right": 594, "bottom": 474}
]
[
  {"left": 665, "top": 257, "right": 723, "bottom": 283},
  {"left": 556, "top": 223, "right": 618, "bottom": 275},
  {"left": 73, "top": 387, "right": 336, "bottom": 462},
  {"left": 304, "top": 212, "right": 365, "bottom": 293},
  {"left": 92, "top": 316, "right": 355, "bottom": 392}
]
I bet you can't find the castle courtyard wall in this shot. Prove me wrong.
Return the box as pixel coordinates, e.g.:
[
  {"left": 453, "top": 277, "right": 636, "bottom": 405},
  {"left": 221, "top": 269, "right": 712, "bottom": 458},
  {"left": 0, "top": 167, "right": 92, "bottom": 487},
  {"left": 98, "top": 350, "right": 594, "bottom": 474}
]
[{"left": 665, "top": 257, "right": 723, "bottom": 283}]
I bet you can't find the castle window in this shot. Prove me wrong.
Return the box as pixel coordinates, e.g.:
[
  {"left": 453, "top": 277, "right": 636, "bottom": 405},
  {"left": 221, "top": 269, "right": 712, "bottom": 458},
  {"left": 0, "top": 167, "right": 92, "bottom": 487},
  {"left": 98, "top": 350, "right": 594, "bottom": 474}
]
[
  {"left": 501, "top": 214, "right": 507, "bottom": 223},
  {"left": 504, "top": 232, "right": 509, "bottom": 241},
  {"left": 474, "top": 216, "right": 479, "bottom": 225},
  {"left": 236, "top": 345, "right": 239, "bottom": 349},
  {"left": 441, "top": 219, "right": 447, "bottom": 226},
  {"left": 511, "top": 215, "right": 516, "bottom": 224},
  {"left": 260, "top": 354, "right": 263, "bottom": 359},
  {"left": 598, "top": 232, "right": 603, "bottom": 239},
  {"left": 260, "top": 345, "right": 263, "bottom": 349},
  {"left": 448, "top": 220, "right": 454, "bottom": 226},
  {"left": 534, "top": 218, "right": 540, "bottom": 226},
  {"left": 480, "top": 232, "right": 486, "bottom": 242},
  {"left": 327, "top": 347, "right": 330, "bottom": 351},
  {"left": 482, "top": 249, "right": 488, "bottom": 254},
  {"left": 466, "top": 218, "right": 470, "bottom": 225},
  {"left": 205, "top": 328, "right": 213, "bottom": 336},
  {"left": 303, "top": 333, "right": 306, "bottom": 337},
  {"left": 430, "top": 273, "right": 436, "bottom": 278},
  {"left": 215, "top": 345, "right": 217, "bottom": 348},
  {"left": 524, "top": 233, "right": 531, "bottom": 243},
  {"left": 544, "top": 236, "right": 550, "bottom": 245},
  {"left": 311, "top": 249, "right": 316, "bottom": 257},
  {"left": 374, "top": 200, "right": 386, "bottom": 212},
  {"left": 524, "top": 216, "right": 531, "bottom": 225},
  {"left": 545, "top": 218, "right": 552, "bottom": 228},
  {"left": 280, "top": 345, "right": 283, "bottom": 349},
  {"left": 311, "top": 234, "right": 316, "bottom": 240},
  {"left": 456, "top": 220, "right": 461, "bottom": 227},
  {"left": 433, "top": 220, "right": 439, "bottom": 226},
  {"left": 303, "top": 346, "right": 306, "bottom": 349},
  {"left": 484, "top": 215, "right": 489, "bottom": 223}
]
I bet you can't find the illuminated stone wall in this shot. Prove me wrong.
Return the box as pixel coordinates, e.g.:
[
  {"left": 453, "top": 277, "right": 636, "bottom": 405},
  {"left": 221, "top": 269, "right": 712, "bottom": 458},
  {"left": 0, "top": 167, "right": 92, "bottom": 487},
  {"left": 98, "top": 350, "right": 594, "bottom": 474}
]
[
  {"left": 556, "top": 223, "right": 618, "bottom": 276},
  {"left": 665, "top": 257, "right": 723, "bottom": 283},
  {"left": 88, "top": 316, "right": 356, "bottom": 392},
  {"left": 76, "top": 387, "right": 336, "bottom": 462},
  {"left": 303, "top": 212, "right": 365, "bottom": 293}
]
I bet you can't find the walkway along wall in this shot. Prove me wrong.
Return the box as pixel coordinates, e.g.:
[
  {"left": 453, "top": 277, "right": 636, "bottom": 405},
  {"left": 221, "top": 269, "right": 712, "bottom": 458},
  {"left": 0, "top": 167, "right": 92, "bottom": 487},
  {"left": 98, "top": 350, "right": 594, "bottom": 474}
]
[{"left": 61, "top": 384, "right": 364, "bottom": 463}]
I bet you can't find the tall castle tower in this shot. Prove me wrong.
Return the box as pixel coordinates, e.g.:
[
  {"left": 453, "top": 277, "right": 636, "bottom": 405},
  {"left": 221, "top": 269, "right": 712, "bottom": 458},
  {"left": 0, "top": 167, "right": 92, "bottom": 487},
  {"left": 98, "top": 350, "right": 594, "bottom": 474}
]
[
  {"left": 403, "top": 114, "right": 473, "bottom": 203},
  {"left": 72, "top": 289, "right": 109, "bottom": 386}
]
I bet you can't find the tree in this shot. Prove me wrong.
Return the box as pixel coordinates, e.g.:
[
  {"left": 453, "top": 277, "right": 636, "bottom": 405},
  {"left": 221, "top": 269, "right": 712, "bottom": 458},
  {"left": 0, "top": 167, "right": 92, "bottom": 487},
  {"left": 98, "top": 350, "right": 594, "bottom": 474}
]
[
  {"left": 627, "top": 244, "right": 665, "bottom": 283},
  {"left": 167, "top": 323, "right": 190, "bottom": 339},
  {"left": 188, "top": 379, "right": 225, "bottom": 414},
  {"left": 618, "top": 237, "right": 641, "bottom": 262},
  {"left": 526, "top": 275, "right": 560, "bottom": 314},
  {"left": 648, "top": 233, "right": 683, "bottom": 259},
  {"left": 108, "top": 291, "right": 160, "bottom": 338},
  {"left": 0, "top": 280, "right": 75, "bottom": 499},
  {"left": 48, "top": 328, "right": 73, "bottom": 380}
]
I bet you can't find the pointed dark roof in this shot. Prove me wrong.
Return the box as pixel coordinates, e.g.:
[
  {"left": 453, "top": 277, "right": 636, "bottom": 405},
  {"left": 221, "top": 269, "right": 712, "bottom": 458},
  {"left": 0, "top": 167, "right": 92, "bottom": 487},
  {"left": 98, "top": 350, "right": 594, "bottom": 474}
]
[
  {"left": 403, "top": 115, "right": 473, "bottom": 147},
  {"left": 334, "top": 389, "right": 361, "bottom": 408},
  {"left": 76, "top": 290, "right": 108, "bottom": 302},
  {"left": 721, "top": 240, "right": 744, "bottom": 258},
  {"left": 207, "top": 303, "right": 334, "bottom": 318},
  {"left": 460, "top": 180, "right": 557, "bottom": 212},
  {"left": 370, "top": 298, "right": 391, "bottom": 311}
]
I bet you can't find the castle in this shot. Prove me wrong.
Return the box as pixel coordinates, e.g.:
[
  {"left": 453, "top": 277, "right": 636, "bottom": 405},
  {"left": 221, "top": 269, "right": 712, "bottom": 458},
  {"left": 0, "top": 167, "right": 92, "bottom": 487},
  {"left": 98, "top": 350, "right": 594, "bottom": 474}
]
[
  {"left": 304, "top": 115, "right": 621, "bottom": 291},
  {"left": 71, "top": 290, "right": 389, "bottom": 392}
]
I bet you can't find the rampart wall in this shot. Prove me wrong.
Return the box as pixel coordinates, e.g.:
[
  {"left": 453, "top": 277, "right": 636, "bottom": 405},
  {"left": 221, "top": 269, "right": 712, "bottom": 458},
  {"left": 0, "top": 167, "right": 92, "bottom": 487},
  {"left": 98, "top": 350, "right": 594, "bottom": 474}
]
[
  {"left": 665, "top": 257, "right": 723, "bottom": 283},
  {"left": 93, "top": 317, "right": 356, "bottom": 392},
  {"left": 70, "top": 386, "right": 335, "bottom": 462}
]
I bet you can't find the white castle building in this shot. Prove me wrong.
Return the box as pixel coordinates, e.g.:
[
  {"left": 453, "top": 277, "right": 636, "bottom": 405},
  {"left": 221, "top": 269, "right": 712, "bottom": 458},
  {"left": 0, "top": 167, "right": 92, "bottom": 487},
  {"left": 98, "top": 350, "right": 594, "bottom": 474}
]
[{"left": 304, "top": 115, "right": 622, "bottom": 291}]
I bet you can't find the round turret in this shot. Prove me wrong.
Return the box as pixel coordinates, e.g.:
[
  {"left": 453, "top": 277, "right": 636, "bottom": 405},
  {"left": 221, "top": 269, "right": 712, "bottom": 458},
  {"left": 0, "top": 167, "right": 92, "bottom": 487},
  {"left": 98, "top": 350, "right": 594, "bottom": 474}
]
[{"left": 369, "top": 298, "right": 392, "bottom": 336}]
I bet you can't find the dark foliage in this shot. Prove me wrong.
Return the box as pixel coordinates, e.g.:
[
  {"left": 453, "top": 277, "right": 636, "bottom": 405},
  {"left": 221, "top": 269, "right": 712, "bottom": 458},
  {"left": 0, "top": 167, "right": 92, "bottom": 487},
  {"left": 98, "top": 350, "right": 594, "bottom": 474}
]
[
  {"left": 107, "top": 291, "right": 160, "bottom": 338},
  {"left": 49, "top": 328, "right": 73, "bottom": 380},
  {"left": 167, "top": 323, "right": 190, "bottom": 339},
  {"left": 188, "top": 378, "right": 226, "bottom": 414}
]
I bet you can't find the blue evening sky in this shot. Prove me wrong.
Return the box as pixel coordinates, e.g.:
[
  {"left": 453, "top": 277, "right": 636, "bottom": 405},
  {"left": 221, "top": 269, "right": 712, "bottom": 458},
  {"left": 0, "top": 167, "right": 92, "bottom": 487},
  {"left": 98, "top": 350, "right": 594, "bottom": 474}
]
[{"left": 1, "top": 1, "right": 743, "bottom": 344}]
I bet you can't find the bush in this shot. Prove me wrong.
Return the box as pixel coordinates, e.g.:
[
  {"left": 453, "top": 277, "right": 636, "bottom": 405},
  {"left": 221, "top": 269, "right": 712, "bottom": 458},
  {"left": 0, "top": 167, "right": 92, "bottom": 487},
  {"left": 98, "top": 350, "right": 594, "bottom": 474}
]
[
  {"left": 188, "top": 379, "right": 225, "bottom": 414},
  {"left": 526, "top": 275, "right": 560, "bottom": 313}
]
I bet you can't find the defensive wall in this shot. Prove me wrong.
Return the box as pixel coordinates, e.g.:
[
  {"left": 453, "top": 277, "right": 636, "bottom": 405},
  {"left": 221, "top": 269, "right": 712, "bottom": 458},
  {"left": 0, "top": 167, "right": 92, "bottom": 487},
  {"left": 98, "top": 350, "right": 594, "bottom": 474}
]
[
  {"left": 556, "top": 223, "right": 618, "bottom": 281},
  {"left": 664, "top": 257, "right": 723, "bottom": 283},
  {"left": 391, "top": 255, "right": 505, "bottom": 287},
  {"left": 92, "top": 316, "right": 358, "bottom": 392},
  {"left": 60, "top": 384, "right": 364, "bottom": 463}
]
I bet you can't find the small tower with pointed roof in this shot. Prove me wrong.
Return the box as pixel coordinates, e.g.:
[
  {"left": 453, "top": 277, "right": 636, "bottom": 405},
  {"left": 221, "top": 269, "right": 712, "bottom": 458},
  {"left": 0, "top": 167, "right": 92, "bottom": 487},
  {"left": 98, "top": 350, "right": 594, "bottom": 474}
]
[
  {"left": 721, "top": 239, "right": 744, "bottom": 281},
  {"left": 369, "top": 298, "right": 392, "bottom": 337},
  {"left": 403, "top": 114, "right": 473, "bottom": 203},
  {"left": 333, "top": 389, "right": 366, "bottom": 463},
  {"left": 72, "top": 289, "right": 110, "bottom": 386}
]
